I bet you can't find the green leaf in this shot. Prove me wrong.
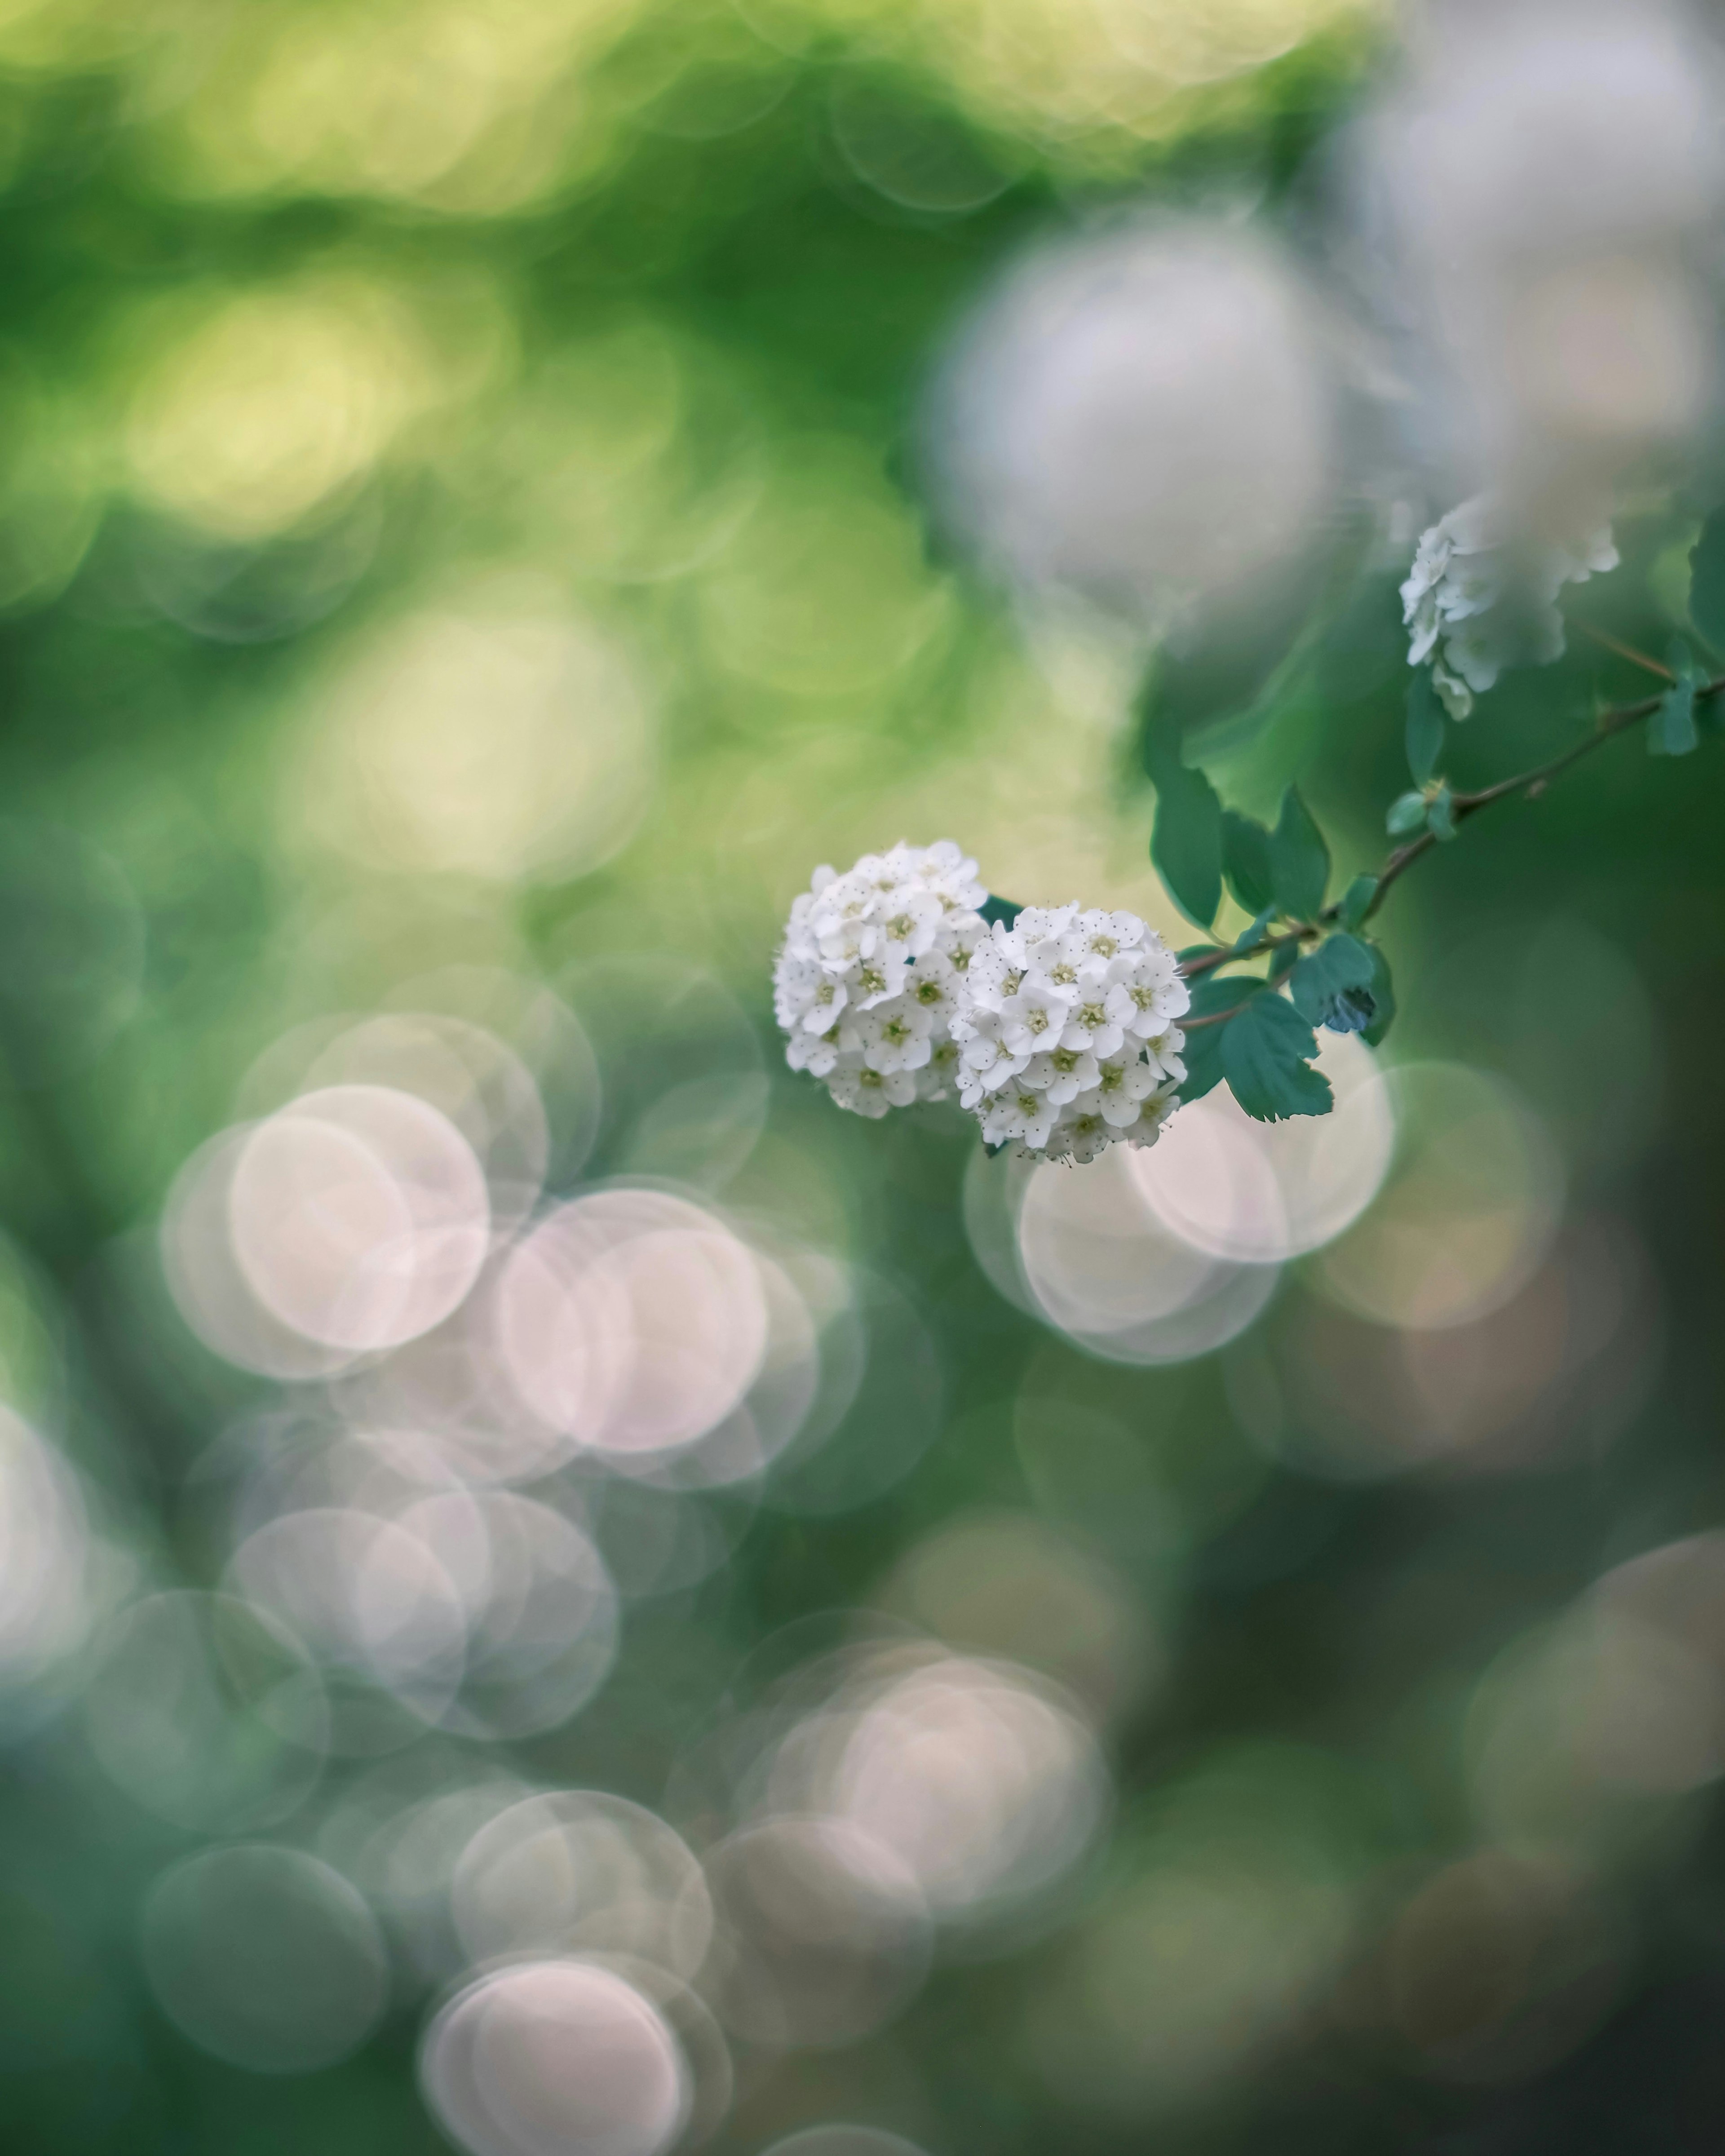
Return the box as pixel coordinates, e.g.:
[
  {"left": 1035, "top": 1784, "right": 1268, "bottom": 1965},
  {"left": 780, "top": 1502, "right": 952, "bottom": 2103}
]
[
  {"left": 1187, "top": 974, "right": 1269, "bottom": 1020},
  {"left": 1221, "top": 993, "right": 1335, "bottom": 1122},
  {"left": 1269, "top": 939, "right": 1300, "bottom": 983},
  {"left": 979, "top": 895, "right": 1022, "bottom": 930},
  {"left": 1362, "top": 942, "right": 1396, "bottom": 1048},
  {"left": 1650, "top": 647, "right": 1699, "bottom": 757},
  {"left": 1176, "top": 978, "right": 1259, "bottom": 1102},
  {"left": 1689, "top": 506, "right": 1725, "bottom": 652},
  {"left": 1386, "top": 791, "right": 1426, "bottom": 836},
  {"left": 1288, "top": 933, "right": 1377, "bottom": 1032},
  {"left": 1232, "top": 907, "right": 1276, "bottom": 956},
  {"left": 1269, "top": 785, "right": 1329, "bottom": 922},
  {"left": 1145, "top": 719, "right": 1224, "bottom": 931},
  {"left": 1426, "top": 788, "right": 1458, "bottom": 841},
  {"left": 1406, "top": 669, "right": 1443, "bottom": 783},
  {"left": 1179, "top": 1022, "right": 1227, "bottom": 1103},
  {"left": 1221, "top": 810, "right": 1275, "bottom": 916},
  {"left": 1337, "top": 874, "right": 1378, "bottom": 931},
  {"left": 1177, "top": 978, "right": 1267, "bottom": 1104}
]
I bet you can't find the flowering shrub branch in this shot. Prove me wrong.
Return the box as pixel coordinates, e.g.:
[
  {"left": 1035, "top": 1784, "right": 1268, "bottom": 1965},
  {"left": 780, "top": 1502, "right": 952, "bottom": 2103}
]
[
  {"left": 774, "top": 506, "right": 1725, "bottom": 1153},
  {"left": 1175, "top": 668, "right": 1725, "bottom": 1039}
]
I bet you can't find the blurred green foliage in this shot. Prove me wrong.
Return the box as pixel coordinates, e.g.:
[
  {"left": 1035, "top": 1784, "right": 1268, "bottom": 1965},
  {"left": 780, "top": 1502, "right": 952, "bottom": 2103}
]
[{"left": 2, "top": 1, "right": 1725, "bottom": 2154}]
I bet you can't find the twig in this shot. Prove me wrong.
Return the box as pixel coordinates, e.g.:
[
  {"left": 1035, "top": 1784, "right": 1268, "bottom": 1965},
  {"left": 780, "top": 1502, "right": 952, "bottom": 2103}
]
[
  {"left": 1577, "top": 621, "right": 1678, "bottom": 683},
  {"left": 1177, "top": 673, "right": 1721, "bottom": 983}
]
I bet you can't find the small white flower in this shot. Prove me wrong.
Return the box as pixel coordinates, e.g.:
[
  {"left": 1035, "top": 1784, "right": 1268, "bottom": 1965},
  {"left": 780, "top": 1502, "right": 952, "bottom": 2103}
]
[
  {"left": 953, "top": 900, "right": 1186, "bottom": 1164},
  {"left": 787, "top": 1025, "right": 843, "bottom": 1080},
  {"left": 1025, "top": 1044, "right": 1099, "bottom": 1105},
  {"left": 1089, "top": 1056, "right": 1158, "bottom": 1127},
  {"left": 1403, "top": 493, "right": 1618, "bottom": 719},
  {"left": 855, "top": 996, "right": 934, "bottom": 1076},
  {"left": 955, "top": 1012, "right": 1029, "bottom": 1105},
  {"left": 1060, "top": 983, "right": 1127, "bottom": 1058},
  {"left": 1113, "top": 947, "right": 1191, "bottom": 1037},
  {"left": 1139, "top": 1024, "right": 1187, "bottom": 1086},
  {"left": 830, "top": 1063, "right": 916, "bottom": 1118},
  {"left": 774, "top": 840, "right": 987, "bottom": 1120},
  {"left": 982, "top": 1082, "right": 1059, "bottom": 1151},
  {"left": 999, "top": 979, "right": 1074, "bottom": 1058}
]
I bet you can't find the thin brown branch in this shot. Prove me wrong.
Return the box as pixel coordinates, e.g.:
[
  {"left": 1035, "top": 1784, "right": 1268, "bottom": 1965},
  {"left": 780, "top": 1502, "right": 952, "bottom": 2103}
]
[
  {"left": 1576, "top": 621, "right": 1678, "bottom": 683},
  {"left": 1176, "top": 673, "right": 1723, "bottom": 981}
]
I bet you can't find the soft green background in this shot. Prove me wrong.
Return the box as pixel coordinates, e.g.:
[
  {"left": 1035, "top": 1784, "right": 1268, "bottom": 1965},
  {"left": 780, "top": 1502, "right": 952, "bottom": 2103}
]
[{"left": 0, "top": 0, "right": 1721, "bottom": 2150}]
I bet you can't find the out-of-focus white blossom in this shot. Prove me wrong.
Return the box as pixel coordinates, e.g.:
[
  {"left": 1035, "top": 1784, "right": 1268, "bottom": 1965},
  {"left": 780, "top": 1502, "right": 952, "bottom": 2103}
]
[
  {"left": 1402, "top": 494, "right": 1619, "bottom": 717},
  {"left": 927, "top": 219, "right": 1342, "bottom": 625},
  {"left": 774, "top": 841, "right": 987, "bottom": 1120},
  {"left": 1345, "top": 0, "right": 1724, "bottom": 516},
  {"left": 952, "top": 905, "right": 1188, "bottom": 1164}
]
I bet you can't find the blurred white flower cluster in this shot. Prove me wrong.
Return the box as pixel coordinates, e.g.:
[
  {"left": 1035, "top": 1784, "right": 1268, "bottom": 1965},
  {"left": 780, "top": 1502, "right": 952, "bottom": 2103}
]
[
  {"left": 1402, "top": 494, "right": 1619, "bottom": 718},
  {"left": 777, "top": 863, "right": 1189, "bottom": 1166},
  {"left": 773, "top": 841, "right": 987, "bottom": 1119},
  {"left": 953, "top": 904, "right": 1187, "bottom": 1163}
]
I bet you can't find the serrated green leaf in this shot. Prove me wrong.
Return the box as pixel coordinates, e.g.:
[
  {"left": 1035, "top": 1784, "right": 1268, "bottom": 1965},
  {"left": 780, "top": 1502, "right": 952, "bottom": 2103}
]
[
  {"left": 979, "top": 895, "right": 1022, "bottom": 930},
  {"left": 1689, "top": 507, "right": 1725, "bottom": 652},
  {"left": 1288, "top": 933, "right": 1377, "bottom": 1030},
  {"left": 1427, "top": 789, "right": 1458, "bottom": 841},
  {"left": 1178, "top": 1023, "right": 1228, "bottom": 1103},
  {"left": 1362, "top": 942, "right": 1396, "bottom": 1047},
  {"left": 1337, "top": 874, "right": 1378, "bottom": 930},
  {"left": 1221, "top": 810, "right": 1275, "bottom": 915},
  {"left": 1178, "top": 976, "right": 1268, "bottom": 1102},
  {"left": 1649, "top": 673, "right": 1699, "bottom": 757},
  {"left": 1221, "top": 993, "right": 1335, "bottom": 1122},
  {"left": 1187, "top": 974, "right": 1268, "bottom": 1019},
  {"left": 1269, "top": 785, "right": 1329, "bottom": 922},
  {"left": 1386, "top": 791, "right": 1426, "bottom": 836},
  {"left": 1406, "top": 669, "right": 1443, "bottom": 783}
]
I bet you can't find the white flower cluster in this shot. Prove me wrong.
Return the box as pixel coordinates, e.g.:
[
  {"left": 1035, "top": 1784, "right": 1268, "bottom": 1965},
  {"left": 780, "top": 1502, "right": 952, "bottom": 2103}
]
[
  {"left": 1402, "top": 494, "right": 1619, "bottom": 719},
  {"left": 952, "top": 903, "right": 1188, "bottom": 1163},
  {"left": 773, "top": 841, "right": 987, "bottom": 1120},
  {"left": 775, "top": 859, "right": 1191, "bottom": 1165}
]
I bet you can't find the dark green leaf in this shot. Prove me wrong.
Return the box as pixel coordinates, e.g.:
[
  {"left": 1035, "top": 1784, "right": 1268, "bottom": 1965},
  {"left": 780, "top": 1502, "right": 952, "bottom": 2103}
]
[
  {"left": 1179, "top": 1022, "right": 1227, "bottom": 1103},
  {"left": 1649, "top": 673, "right": 1699, "bottom": 757},
  {"left": 979, "top": 895, "right": 1022, "bottom": 930},
  {"left": 1406, "top": 669, "right": 1443, "bottom": 783},
  {"left": 1150, "top": 760, "right": 1224, "bottom": 930},
  {"left": 1221, "top": 993, "right": 1335, "bottom": 1122},
  {"left": 1288, "top": 933, "right": 1376, "bottom": 1031},
  {"left": 1362, "top": 942, "right": 1397, "bottom": 1047},
  {"left": 1269, "top": 785, "right": 1329, "bottom": 922},
  {"left": 1426, "top": 789, "right": 1458, "bottom": 841},
  {"left": 1177, "top": 976, "right": 1267, "bottom": 1102},
  {"left": 1386, "top": 790, "right": 1426, "bottom": 836},
  {"left": 1221, "top": 810, "right": 1275, "bottom": 916},
  {"left": 1337, "top": 874, "right": 1378, "bottom": 931},
  {"left": 1186, "top": 974, "right": 1268, "bottom": 1020},
  {"left": 1232, "top": 907, "right": 1276, "bottom": 956},
  {"left": 1689, "top": 506, "right": 1725, "bottom": 652},
  {"left": 1269, "top": 939, "right": 1300, "bottom": 983}
]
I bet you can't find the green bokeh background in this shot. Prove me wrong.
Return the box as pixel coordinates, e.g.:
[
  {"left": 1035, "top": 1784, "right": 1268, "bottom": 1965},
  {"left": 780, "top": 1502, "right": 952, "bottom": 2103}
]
[{"left": 1, "top": 0, "right": 1723, "bottom": 2151}]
